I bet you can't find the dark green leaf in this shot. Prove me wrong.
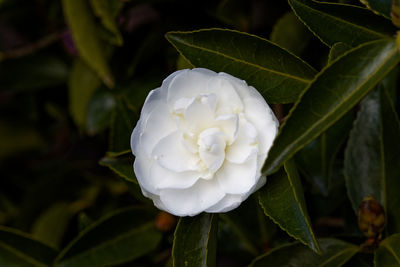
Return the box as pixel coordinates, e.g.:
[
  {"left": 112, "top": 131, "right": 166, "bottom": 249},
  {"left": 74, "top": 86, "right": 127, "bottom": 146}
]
[
  {"left": 258, "top": 160, "right": 320, "bottom": 253},
  {"left": 31, "top": 203, "right": 73, "bottom": 249},
  {"left": 374, "top": 233, "right": 400, "bottom": 266},
  {"left": 55, "top": 207, "right": 162, "bottom": 267},
  {"left": 0, "top": 226, "right": 57, "bottom": 267},
  {"left": 86, "top": 88, "right": 116, "bottom": 135},
  {"left": 62, "top": 0, "right": 113, "bottom": 87},
  {"left": 166, "top": 28, "right": 317, "bottom": 103},
  {"left": 68, "top": 59, "right": 101, "bottom": 130},
  {"left": 88, "top": 0, "right": 123, "bottom": 46},
  {"left": 360, "top": 0, "right": 391, "bottom": 19},
  {"left": 289, "top": 0, "right": 396, "bottom": 47},
  {"left": 295, "top": 112, "right": 353, "bottom": 195},
  {"left": 0, "top": 54, "right": 68, "bottom": 92},
  {"left": 328, "top": 42, "right": 351, "bottom": 63},
  {"left": 262, "top": 39, "right": 400, "bottom": 175},
  {"left": 99, "top": 155, "right": 137, "bottom": 184},
  {"left": 172, "top": 213, "right": 218, "bottom": 267},
  {"left": 109, "top": 97, "right": 138, "bottom": 153},
  {"left": 270, "top": 12, "right": 312, "bottom": 56},
  {"left": 345, "top": 85, "right": 400, "bottom": 234},
  {"left": 249, "top": 238, "right": 358, "bottom": 267}
]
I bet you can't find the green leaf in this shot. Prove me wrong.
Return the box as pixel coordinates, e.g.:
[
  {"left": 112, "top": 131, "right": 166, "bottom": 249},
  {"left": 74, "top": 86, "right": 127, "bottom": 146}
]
[
  {"left": 270, "top": 11, "right": 312, "bottom": 56},
  {"left": 109, "top": 97, "right": 138, "bottom": 153},
  {"left": 172, "top": 213, "right": 218, "bottom": 267},
  {"left": 99, "top": 155, "right": 137, "bottom": 184},
  {"left": 375, "top": 233, "right": 400, "bottom": 266},
  {"left": 295, "top": 112, "right": 353, "bottom": 195},
  {"left": 360, "top": 0, "right": 391, "bottom": 19},
  {"left": 86, "top": 88, "right": 116, "bottom": 135},
  {"left": 289, "top": 0, "right": 396, "bottom": 47},
  {"left": 0, "top": 54, "right": 68, "bottom": 92},
  {"left": 31, "top": 203, "right": 73, "bottom": 249},
  {"left": 328, "top": 42, "right": 352, "bottom": 63},
  {"left": 344, "top": 85, "right": 400, "bottom": 234},
  {"left": 249, "top": 238, "right": 359, "bottom": 267},
  {"left": 88, "top": 0, "right": 123, "bottom": 46},
  {"left": 258, "top": 160, "right": 320, "bottom": 253},
  {"left": 68, "top": 59, "right": 101, "bottom": 130},
  {"left": 62, "top": 0, "right": 113, "bottom": 87},
  {"left": 166, "top": 28, "right": 317, "bottom": 104},
  {"left": 0, "top": 226, "right": 57, "bottom": 267},
  {"left": 262, "top": 39, "right": 400, "bottom": 176},
  {"left": 55, "top": 207, "right": 162, "bottom": 267}
]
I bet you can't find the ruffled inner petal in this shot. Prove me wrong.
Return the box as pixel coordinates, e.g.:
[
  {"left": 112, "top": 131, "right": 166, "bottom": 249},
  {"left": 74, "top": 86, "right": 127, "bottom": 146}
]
[
  {"left": 159, "top": 178, "right": 225, "bottom": 216},
  {"left": 214, "top": 114, "right": 238, "bottom": 145},
  {"left": 226, "top": 118, "right": 258, "bottom": 164},
  {"left": 152, "top": 130, "right": 200, "bottom": 172},
  {"left": 197, "top": 128, "right": 226, "bottom": 174},
  {"left": 216, "top": 154, "right": 258, "bottom": 194}
]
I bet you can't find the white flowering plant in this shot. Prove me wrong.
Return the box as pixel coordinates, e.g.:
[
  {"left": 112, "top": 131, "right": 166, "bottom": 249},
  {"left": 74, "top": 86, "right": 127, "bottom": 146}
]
[{"left": 1, "top": 0, "right": 400, "bottom": 266}]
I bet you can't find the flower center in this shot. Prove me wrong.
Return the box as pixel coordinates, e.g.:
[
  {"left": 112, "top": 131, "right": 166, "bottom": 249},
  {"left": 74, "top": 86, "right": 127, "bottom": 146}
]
[{"left": 197, "top": 128, "right": 226, "bottom": 176}]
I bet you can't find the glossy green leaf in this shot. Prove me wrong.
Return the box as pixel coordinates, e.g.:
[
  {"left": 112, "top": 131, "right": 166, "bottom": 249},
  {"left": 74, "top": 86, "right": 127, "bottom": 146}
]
[
  {"left": 62, "top": 0, "right": 113, "bottom": 87},
  {"left": 172, "top": 213, "right": 218, "bottom": 267},
  {"left": 55, "top": 207, "right": 161, "bottom": 267},
  {"left": 360, "top": 0, "right": 391, "bottom": 19},
  {"left": 99, "top": 155, "right": 137, "bottom": 184},
  {"left": 270, "top": 11, "right": 312, "bottom": 56},
  {"left": 0, "top": 226, "right": 57, "bottom": 267},
  {"left": 374, "top": 233, "right": 400, "bottom": 266},
  {"left": 289, "top": 0, "right": 396, "bottom": 47},
  {"left": 31, "top": 203, "right": 73, "bottom": 249},
  {"left": 249, "top": 238, "right": 359, "bottom": 267},
  {"left": 69, "top": 59, "right": 101, "bottom": 130},
  {"left": 89, "top": 0, "right": 123, "bottom": 45},
  {"left": 262, "top": 39, "right": 400, "bottom": 176},
  {"left": 0, "top": 54, "right": 68, "bottom": 92},
  {"left": 86, "top": 88, "right": 116, "bottom": 135},
  {"left": 345, "top": 85, "right": 400, "bottom": 234},
  {"left": 258, "top": 160, "right": 320, "bottom": 253},
  {"left": 166, "top": 28, "right": 317, "bottom": 103}
]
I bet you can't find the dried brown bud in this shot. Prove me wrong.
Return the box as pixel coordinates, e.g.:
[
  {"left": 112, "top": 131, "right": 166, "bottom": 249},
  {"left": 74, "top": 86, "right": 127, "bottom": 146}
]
[{"left": 357, "top": 196, "right": 385, "bottom": 238}]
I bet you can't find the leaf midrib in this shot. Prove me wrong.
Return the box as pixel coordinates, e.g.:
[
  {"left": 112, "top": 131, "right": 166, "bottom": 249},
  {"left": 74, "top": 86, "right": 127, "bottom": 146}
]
[
  {"left": 265, "top": 41, "right": 397, "bottom": 174},
  {"left": 293, "top": 0, "right": 390, "bottom": 40},
  {"left": 169, "top": 35, "right": 312, "bottom": 84}
]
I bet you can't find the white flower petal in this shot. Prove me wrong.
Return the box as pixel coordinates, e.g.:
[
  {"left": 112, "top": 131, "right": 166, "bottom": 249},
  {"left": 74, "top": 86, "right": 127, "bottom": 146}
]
[
  {"left": 134, "top": 155, "right": 157, "bottom": 194},
  {"left": 242, "top": 97, "right": 278, "bottom": 154},
  {"left": 149, "top": 162, "right": 201, "bottom": 190},
  {"left": 138, "top": 103, "right": 177, "bottom": 156},
  {"left": 205, "top": 194, "right": 243, "bottom": 213},
  {"left": 214, "top": 114, "right": 238, "bottom": 144},
  {"left": 160, "top": 178, "right": 225, "bottom": 216},
  {"left": 208, "top": 75, "right": 244, "bottom": 115},
  {"left": 216, "top": 154, "right": 258, "bottom": 194},
  {"left": 167, "top": 69, "right": 216, "bottom": 107},
  {"left": 226, "top": 118, "right": 258, "bottom": 164},
  {"left": 152, "top": 130, "right": 200, "bottom": 172},
  {"left": 197, "top": 128, "right": 226, "bottom": 173},
  {"left": 183, "top": 95, "right": 216, "bottom": 133}
]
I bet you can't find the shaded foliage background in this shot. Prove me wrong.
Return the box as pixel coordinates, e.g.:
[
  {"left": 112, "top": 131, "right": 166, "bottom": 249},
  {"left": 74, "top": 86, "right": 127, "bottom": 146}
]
[{"left": 1, "top": 0, "right": 400, "bottom": 266}]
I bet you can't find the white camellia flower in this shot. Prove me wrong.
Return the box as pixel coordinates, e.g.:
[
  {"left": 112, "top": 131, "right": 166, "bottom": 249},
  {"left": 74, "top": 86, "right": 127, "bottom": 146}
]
[{"left": 131, "top": 68, "right": 278, "bottom": 216}]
